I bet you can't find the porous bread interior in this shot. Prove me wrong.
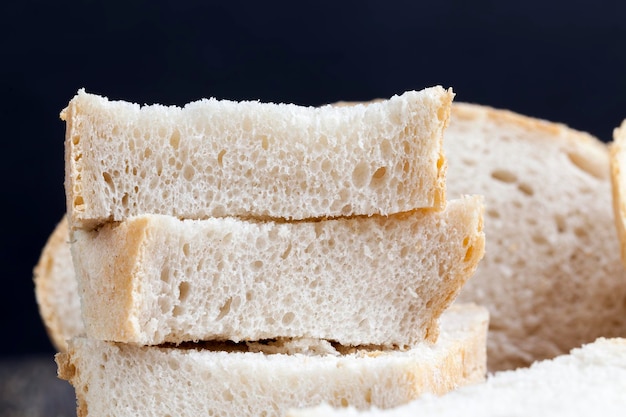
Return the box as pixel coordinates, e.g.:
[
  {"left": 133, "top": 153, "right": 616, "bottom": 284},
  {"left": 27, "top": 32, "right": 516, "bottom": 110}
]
[
  {"left": 56, "top": 304, "right": 488, "bottom": 417},
  {"left": 33, "top": 216, "right": 83, "bottom": 352},
  {"left": 63, "top": 87, "right": 451, "bottom": 228},
  {"left": 71, "top": 196, "right": 484, "bottom": 346},
  {"left": 287, "top": 338, "right": 626, "bottom": 417},
  {"left": 447, "top": 103, "right": 626, "bottom": 371}
]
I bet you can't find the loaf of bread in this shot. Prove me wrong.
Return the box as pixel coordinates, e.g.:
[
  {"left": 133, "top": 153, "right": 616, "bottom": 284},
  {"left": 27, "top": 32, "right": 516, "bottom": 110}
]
[
  {"left": 62, "top": 87, "right": 452, "bottom": 229},
  {"left": 56, "top": 303, "right": 488, "bottom": 417},
  {"left": 70, "top": 196, "right": 484, "bottom": 346},
  {"left": 445, "top": 103, "right": 626, "bottom": 370},
  {"left": 33, "top": 216, "right": 82, "bottom": 352},
  {"left": 288, "top": 337, "right": 626, "bottom": 417}
]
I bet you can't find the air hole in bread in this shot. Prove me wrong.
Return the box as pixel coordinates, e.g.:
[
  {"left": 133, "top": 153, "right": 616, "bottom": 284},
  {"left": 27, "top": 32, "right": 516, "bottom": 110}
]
[
  {"left": 261, "top": 135, "right": 269, "bottom": 150},
  {"left": 178, "top": 282, "right": 190, "bottom": 301},
  {"left": 102, "top": 172, "right": 114, "bottom": 192},
  {"left": 491, "top": 169, "right": 517, "bottom": 183},
  {"left": 282, "top": 312, "right": 295, "bottom": 325},
  {"left": 182, "top": 243, "right": 190, "bottom": 257},
  {"left": 183, "top": 165, "right": 195, "bottom": 181},
  {"left": 143, "top": 147, "right": 152, "bottom": 159},
  {"left": 555, "top": 214, "right": 567, "bottom": 233},
  {"left": 280, "top": 243, "right": 292, "bottom": 259},
  {"left": 251, "top": 260, "right": 263, "bottom": 271},
  {"left": 532, "top": 234, "right": 548, "bottom": 245},
  {"left": 160, "top": 267, "right": 171, "bottom": 283},
  {"left": 352, "top": 162, "right": 370, "bottom": 188},
  {"left": 222, "top": 389, "right": 234, "bottom": 402},
  {"left": 169, "top": 129, "right": 181, "bottom": 150},
  {"left": 464, "top": 245, "right": 475, "bottom": 262},
  {"left": 158, "top": 297, "right": 171, "bottom": 314},
  {"left": 517, "top": 183, "right": 534, "bottom": 196},
  {"left": 574, "top": 227, "right": 588, "bottom": 239},
  {"left": 121, "top": 193, "right": 129, "bottom": 208},
  {"left": 402, "top": 140, "right": 411, "bottom": 154},
  {"left": 567, "top": 150, "right": 605, "bottom": 179},
  {"left": 217, "top": 149, "right": 226, "bottom": 167},
  {"left": 321, "top": 159, "right": 332, "bottom": 173},
  {"left": 155, "top": 157, "right": 163, "bottom": 176},
  {"left": 461, "top": 157, "right": 477, "bottom": 166},
  {"left": 73, "top": 195, "right": 84, "bottom": 207},
  {"left": 370, "top": 167, "right": 387, "bottom": 187},
  {"left": 216, "top": 298, "right": 232, "bottom": 321}
]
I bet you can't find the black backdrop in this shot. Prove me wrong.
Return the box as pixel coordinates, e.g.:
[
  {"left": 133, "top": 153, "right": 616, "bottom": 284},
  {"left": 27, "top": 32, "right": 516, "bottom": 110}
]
[{"left": 2, "top": 0, "right": 626, "bottom": 357}]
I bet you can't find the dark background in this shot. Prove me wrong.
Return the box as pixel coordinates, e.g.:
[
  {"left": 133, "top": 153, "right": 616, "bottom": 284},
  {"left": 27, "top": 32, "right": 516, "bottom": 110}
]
[{"left": 2, "top": 0, "right": 626, "bottom": 357}]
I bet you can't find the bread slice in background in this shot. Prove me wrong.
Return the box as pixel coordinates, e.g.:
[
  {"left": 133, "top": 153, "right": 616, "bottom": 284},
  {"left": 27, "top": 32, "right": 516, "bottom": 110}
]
[
  {"left": 56, "top": 303, "right": 488, "bottom": 417},
  {"left": 609, "top": 120, "right": 626, "bottom": 265},
  {"left": 33, "top": 216, "right": 83, "bottom": 352},
  {"left": 70, "top": 196, "right": 484, "bottom": 347},
  {"left": 62, "top": 87, "right": 452, "bottom": 229},
  {"left": 288, "top": 337, "right": 626, "bottom": 417},
  {"left": 446, "top": 103, "right": 626, "bottom": 370}
]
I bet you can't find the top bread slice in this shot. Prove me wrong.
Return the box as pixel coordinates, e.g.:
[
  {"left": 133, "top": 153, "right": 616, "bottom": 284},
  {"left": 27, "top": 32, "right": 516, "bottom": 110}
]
[
  {"left": 33, "top": 216, "right": 83, "bottom": 352},
  {"left": 62, "top": 87, "right": 452, "bottom": 229},
  {"left": 70, "top": 196, "right": 484, "bottom": 347},
  {"left": 446, "top": 103, "right": 626, "bottom": 371},
  {"left": 288, "top": 337, "right": 626, "bottom": 417},
  {"left": 609, "top": 120, "right": 626, "bottom": 266}
]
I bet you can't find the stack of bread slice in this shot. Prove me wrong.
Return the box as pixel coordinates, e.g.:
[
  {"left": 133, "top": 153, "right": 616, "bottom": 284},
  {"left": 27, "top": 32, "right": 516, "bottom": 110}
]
[{"left": 44, "top": 87, "right": 489, "bottom": 417}]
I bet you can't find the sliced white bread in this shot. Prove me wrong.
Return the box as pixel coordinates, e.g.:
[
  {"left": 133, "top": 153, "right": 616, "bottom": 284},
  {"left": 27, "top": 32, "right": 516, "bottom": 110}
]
[
  {"left": 70, "top": 196, "right": 484, "bottom": 346},
  {"left": 33, "top": 216, "right": 83, "bottom": 352},
  {"left": 62, "top": 87, "right": 452, "bottom": 229},
  {"left": 289, "top": 337, "right": 626, "bottom": 417},
  {"left": 56, "top": 303, "right": 488, "bottom": 417},
  {"left": 609, "top": 120, "right": 626, "bottom": 265},
  {"left": 445, "top": 103, "right": 626, "bottom": 370}
]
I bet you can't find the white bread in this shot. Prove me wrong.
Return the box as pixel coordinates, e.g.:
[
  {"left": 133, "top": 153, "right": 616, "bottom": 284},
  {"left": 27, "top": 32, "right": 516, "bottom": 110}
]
[
  {"left": 609, "top": 119, "right": 626, "bottom": 265},
  {"left": 445, "top": 103, "right": 626, "bottom": 370},
  {"left": 33, "top": 216, "right": 83, "bottom": 352},
  {"left": 62, "top": 87, "right": 452, "bottom": 229},
  {"left": 56, "top": 303, "right": 488, "bottom": 417},
  {"left": 70, "top": 196, "right": 484, "bottom": 346},
  {"left": 289, "top": 337, "right": 626, "bottom": 417}
]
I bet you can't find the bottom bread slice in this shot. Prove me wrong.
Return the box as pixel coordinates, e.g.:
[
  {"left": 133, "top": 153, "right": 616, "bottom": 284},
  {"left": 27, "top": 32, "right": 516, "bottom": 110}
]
[
  {"left": 56, "top": 303, "right": 488, "bottom": 417},
  {"left": 289, "top": 337, "right": 626, "bottom": 417}
]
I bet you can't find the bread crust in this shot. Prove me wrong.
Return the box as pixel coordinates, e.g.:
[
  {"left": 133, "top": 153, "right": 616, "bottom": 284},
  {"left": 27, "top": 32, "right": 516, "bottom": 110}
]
[
  {"left": 33, "top": 216, "right": 81, "bottom": 351},
  {"left": 610, "top": 120, "right": 626, "bottom": 267}
]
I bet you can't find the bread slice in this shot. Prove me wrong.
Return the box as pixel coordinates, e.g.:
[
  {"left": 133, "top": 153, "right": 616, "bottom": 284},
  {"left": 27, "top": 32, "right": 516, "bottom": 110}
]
[
  {"left": 70, "top": 196, "right": 484, "bottom": 346},
  {"left": 444, "top": 103, "right": 626, "bottom": 371},
  {"left": 33, "top": 216, "right": 83, "bottom": 352},
  {"left": 56, "top": 303, "right": 488, "bottom": 417},
  {"left": 609, "top": 120, "right": 626, "bottom": 265},
  {"left": 62, "top": 87, "right": 452, "bottom": 229},
  {"left": 288, "top": 337, "right": 626, "bottom": 417}
]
